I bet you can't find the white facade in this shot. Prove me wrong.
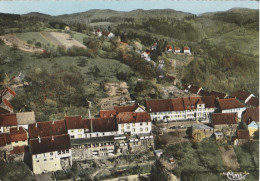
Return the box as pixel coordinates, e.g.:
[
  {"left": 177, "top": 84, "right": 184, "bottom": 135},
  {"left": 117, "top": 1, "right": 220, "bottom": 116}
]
[
  {"left": 184, "top": 49, "right": 191, "bottom": 54},
  {"left": 68, "top": 129, "right": 86, "bottom": 139},
  {"left": 141, "top": 52, "right": 151, "bottom": 61},
  {"left": 117, "top": 122, "right": 151, "bottom": 135},
  {"left": 149, "top": 107, "right": 216, "bottom": 123},
  {"left": 221, "top": 107, "right": 247, "bottom": 119},
  {"left": 32, "top": 149, "right": 72, "bottom": 174},
  {"left": 85, "top": 131, "right": 117, "bottom": 138},
  {"left": 108, "top": 33, "right": 115, "bottom": 39}
]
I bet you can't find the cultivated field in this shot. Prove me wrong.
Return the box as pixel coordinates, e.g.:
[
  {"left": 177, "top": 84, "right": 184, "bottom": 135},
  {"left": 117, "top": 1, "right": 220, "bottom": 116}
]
[{"left": 41, "top": 32, "right": 86, "bottom": 49}]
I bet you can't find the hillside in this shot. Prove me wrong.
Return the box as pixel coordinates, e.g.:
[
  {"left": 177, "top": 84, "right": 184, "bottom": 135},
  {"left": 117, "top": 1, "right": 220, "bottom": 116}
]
[{"left": 0, "top": 8, "right": 259, "bottom": 97}]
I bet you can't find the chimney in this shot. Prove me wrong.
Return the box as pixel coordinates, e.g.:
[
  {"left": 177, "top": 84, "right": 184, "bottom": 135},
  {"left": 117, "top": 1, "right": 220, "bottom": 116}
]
[
  {"left": 88, "top": 109, "right": 91, "bottom": 118},
  {"left": 38, "top": 136, "right": 41, "bottom": 143},
  {"left": 52, "top": 136, "right": 54, "bottom": 141},
  {"left": 52, "top": 120, "right": 54, "bottom": 124},
  {"left": 17, "top": 126, "right": 19, "bottom": 131},
  {"left": 91, "top": 120, "right": 93, "bottom": 133}
]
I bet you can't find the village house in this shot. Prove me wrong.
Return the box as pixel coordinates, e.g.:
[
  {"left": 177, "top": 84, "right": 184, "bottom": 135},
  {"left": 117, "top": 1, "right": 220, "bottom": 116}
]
[
  {"left": 93, "top": 29, "right": 102, "bottom": 37},
  {"left": 146, "top": 96, "right": 217, "bottom": 123},
  {"left": 0, "top": 113, "right": 17, "bottom": 133},
  {"left": 232, "top": 90, "right": 255, "bottom": 104},
  {"left": 141, "top": 50, "right": 151, "bottom": 61},
  {"left": 188, "top": 85, "right": 202, "bottom": 95},
  {"left": 174, "top": 47, "right": 181, "bottom": 53},
  {"left": 64, "top": 116, "right": 88, "bottom": 139},
  {"left": 234, "top": 130, "right": 250, "bottom": 146},
  {"left": 217, "top": 98, "right": 247, "bottom": 119},
  {"left": 116, "top": 112, "right": 152, "bottom": 135},
  {"left": 16, "top": 112, "right": 36, "bottom": 130},
  {"left": 209, "top": 91, "right": 227, "bottom": 99},
  {"left": 0, "top": 126, "right": 28, "bottom": 161},
  {"left": 151, "top": 43, "right": 157, "bottom": 51},
  {"left": 29, "top": 134, "right": 72, "bottom": 174},
  {"left": 242, "top": 108, "right": 259, "bottom": 137},
  {"left": 183, "top": 46, "right": 191, "bottom": 54},
  {"left": 211, "top": 113, "right": 238, "bottom": 137},
  {"left": 0, "top": 87, "right": 16, "bottom": 101},
  {"left": 0, "top": 99, "right": 13, "bottom": 113},
  {"left": 166, "top": 45, "right": 173, "bottom": 52},
  {"left": 114, "top": 103, "right": 146, "bottom": 113},
  {"left": 245, "top": 96, "right": 259, "bottom": 108}
]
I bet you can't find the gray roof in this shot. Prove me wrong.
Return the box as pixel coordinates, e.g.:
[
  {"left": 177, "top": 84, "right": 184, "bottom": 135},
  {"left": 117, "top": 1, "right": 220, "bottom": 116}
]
[
  {"left": 71, "top": 136, "right": 114, "bottom": 145},
  {"left": 192, "top": 124, "right": 213, "bottom": 130},
  {"left": 16, "top": 112, "right": 36, "bottom": 125}
]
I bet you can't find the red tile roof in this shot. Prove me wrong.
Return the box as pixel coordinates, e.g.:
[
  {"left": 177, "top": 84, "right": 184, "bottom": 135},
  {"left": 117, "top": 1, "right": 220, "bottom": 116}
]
[
  {"left": 99, "top": 110, "right": 117, "bottom": 118},
  {"left": 2, "top": 99, "right": 13, "bottom": 109},
  {"left": 114, "top": 104, "right": 141, "bottom": 113},
  {"left": 217, "top": 98, "right": 246, "bottom": 110},
  {"left": 7, "top": 87, "right": 16, "bottom": 97},
  {"left": 10, "top": 127, "right": 27, "bottom": 142},
  {"left": 116, "top": 112, "right": 151, "bottom": 124},
  {"left": 174, "top": 47, "right": 180, "bottom": 51},
  {"left": 29, "top": 134, "right": 71, "bottom": 155},
  {"left": 85, "top": 118, "right": 118, "bottom": 132},
  {"left": 146, "top": 99, "right": 174, "bottom": 112},
  {"left": 242, "top": 108, "right": 259, "bottom": 125},
  {"left": 246, "top": 97, "right": 259, "bottom": 107},
  {"left": 188, "top": 86, "right": 201, "bottom": 94},
  {"left": 212, "top": 113, "right": 238, "bottom": 125},
  {"left": 0, "top": 114, "right": 17, "bottom": 126},
  {"left": 183, "top": 47, "right": 190, "bottom": 50},
  {"left": 0, "top": 133, "right": 11, "bottom": 147},
  {"left": 102, "top": 31, "right": 110, "bottom": 36},
  {"left": 10, "top": 146, "right": 25, "bottom": 155},
  {"left": 29, "top": 120, "right": 67, "bottom": 139},
  {"left": 64, "top": 116, "right": 85, "bottom": 130},
  {"left": 201, "top": 96, "right": 217, "bottom": 108},
  {"left": 198, "top": 90, "right": 210, "bottom": 96},
  {"left": 237, "top": 130, "right": 250, "bottom": 139},
  {"left": 209, "top": 91, "right": 227, "bottom": 99},
  {"left": 166, "top": 45, "right": 172, "bottom": 50},
  {"left": 232, "top": 90, "right": 252, "bottom": 102}
]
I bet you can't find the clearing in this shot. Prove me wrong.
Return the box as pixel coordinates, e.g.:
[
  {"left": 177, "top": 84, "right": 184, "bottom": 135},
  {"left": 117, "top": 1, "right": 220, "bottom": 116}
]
[
  {"left": 0, "top": 34, "right": 44, "bottom": 53},
  {"left": 98, "top": 82, "right": 132, "bottom": 110},
  {"left": 41, "top": 32, "right": 86, "bottom": 49},
  {"left": 219, "top": 146, "right": 240, "bottom": 171}
]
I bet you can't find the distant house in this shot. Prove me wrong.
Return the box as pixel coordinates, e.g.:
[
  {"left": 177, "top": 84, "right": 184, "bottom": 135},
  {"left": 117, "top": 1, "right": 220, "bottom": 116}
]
[
  {"left": 174, "top": 47, "right": 181, "bottom": 53},
  {"left": 151, "top": 43, "right": 158, "bottom": 51},
  {"left": 232, "top": 90, "right": 254, "bottom": 103},
  {"left": 93, "top": 29, "right": 102, "bottom": 37},
  {"left": 16, "top": 112, "right": 36, "bottom": 130},
  {"left": 211, "top": 113, "right": 238, "bottom": 137},
  {"left": 242, "top": 108, "right": 259, "bottom": 137},
  {"left": 209, "top": 91, "right": 227, "bottom": 99},
  {"left": 198, "top": 89, "right": 210, "bottom": 97},
  {"left": 154, "top": 149, "right": 163, "bottom": 158},
  {"left": 108, "top": 32, "right": 115, "bottom": 39},
  {"left": 217, "top": 98, "right": 247, "bottom": 119},
  {"left": 1, "top": 87, "right": 16, "bottom": 101},
  {"left": 0, "top": 99, "right": 13, "bottom": 113},
  {"left": 166, "top": 45, "right": 173, "bottom": 52},
  {"left": 188, "top": 85, "right": 202, "bottom": 95},
  {"left": 141, "top": 50, "right": 151, "bottom": 61},
  {"left": 183, "top": 46, "right": 191, "bottom": 54},
  {"left": 234, "top": 130, "right": 250, "bottom": 145},
  {"left": 114, "top": 104, "right": 146, "bottom": 113},
  {"left": 246, "top": 96, "right": 259, "bottom": 108},
  {"left": 214, "top": 131, "right": 224, "bottom": 141}
]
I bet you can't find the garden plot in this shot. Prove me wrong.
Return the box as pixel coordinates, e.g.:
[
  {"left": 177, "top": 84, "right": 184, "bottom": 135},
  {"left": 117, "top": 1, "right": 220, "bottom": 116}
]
[{"left": 41, "top": 32, "right": 86, "bottom": 49}]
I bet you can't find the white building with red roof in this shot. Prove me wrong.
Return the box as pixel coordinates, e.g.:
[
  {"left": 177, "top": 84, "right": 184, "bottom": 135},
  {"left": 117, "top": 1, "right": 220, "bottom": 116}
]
[{"left": 183, "top": 46, "right": 191, "bottom": 54}]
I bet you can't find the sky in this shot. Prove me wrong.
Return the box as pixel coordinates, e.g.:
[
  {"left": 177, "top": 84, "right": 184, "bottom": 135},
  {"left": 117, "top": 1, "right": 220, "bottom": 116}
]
[{"left": 0, "top": 0, "right": 259, "bottom": 16}]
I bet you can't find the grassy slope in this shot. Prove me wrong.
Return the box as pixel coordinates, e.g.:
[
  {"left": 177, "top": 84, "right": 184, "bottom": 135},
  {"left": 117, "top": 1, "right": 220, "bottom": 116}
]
[{"left": 71, "top": 31, "right": 90, "bottom": 43}]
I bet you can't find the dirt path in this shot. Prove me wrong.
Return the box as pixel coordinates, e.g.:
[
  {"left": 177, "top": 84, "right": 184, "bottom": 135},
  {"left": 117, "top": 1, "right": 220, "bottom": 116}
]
[
  {"left": 41, "top": 32, "right": 86, "bottom": 49},
  {"left": 219, "top": 146, "right": 240, "bottom": 171},
  {"left": 0, "top": 34, "right": 43, "bottom": 53}
]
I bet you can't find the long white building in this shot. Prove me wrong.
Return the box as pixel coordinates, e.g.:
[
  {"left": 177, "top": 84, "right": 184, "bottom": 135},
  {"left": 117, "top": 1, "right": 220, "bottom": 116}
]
[{"left": 146, "top": 96, "right": 217, "bottom": 123}]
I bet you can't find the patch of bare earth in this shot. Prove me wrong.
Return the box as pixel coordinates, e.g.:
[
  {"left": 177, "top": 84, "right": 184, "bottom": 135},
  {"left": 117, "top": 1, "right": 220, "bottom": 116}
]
[
  {"left": 0, "top": 34, "right": 43, "bottom": 53},
  {"left": 159, "top": 130, "right": 189, "bottom": 145},
  {"left": 41, "top": 32, "right": 86, "bottom": 49},
  {"left": 98, "top": 82, "right": 132, "bottom": 110},
  {"left": 219, "top": 146, "right": 240, "bottom": 171}
]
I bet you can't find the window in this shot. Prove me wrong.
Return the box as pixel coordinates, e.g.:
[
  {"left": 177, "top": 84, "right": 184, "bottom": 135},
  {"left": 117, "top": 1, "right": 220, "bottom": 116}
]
[
  {"left": 145, "top": 128, "right": 148, "bottom": 131},
  {"left": 71, "top": 135, "right": 75, "bottom": 139},
  {"left": 50, "top": 158, "right": 53, "bottom": 160},
  {"left": 132, "top": 123, "right": 135, "bottom": 127},
  {"left": 36, "top": 155, "right": 40, "bottom": 158},
  {"left": 44, "top": 159, "right": 47, "bottom": 161},
  {"left": 71, "top": 130, "right": 74, "bottom": 133},
  {"left": 121, "top": 129, "right": 124, "bottom": 133},
  {"left": 140, "top": 123, "right": 143, "bottom": 126},
  {"left": 132, "top": 128, "right": 135, "bottom": 132},
  {"left": 50, "top": 152, "right": 53, "bottom": 156},
  {"left": 126, "top": 126, "right": 130, "bottom": 129},
  {"left": 15, "top": 141, "right": 18, "bottom": 143},
  {"left": 36, "top": 160, "right": 40, "bottom": 162},
  {"left": 43, "top": 154, "right": 46, "bottom": 157},
  {"left": 140, "top": 128, "right": 143, "bottom": 132}
]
